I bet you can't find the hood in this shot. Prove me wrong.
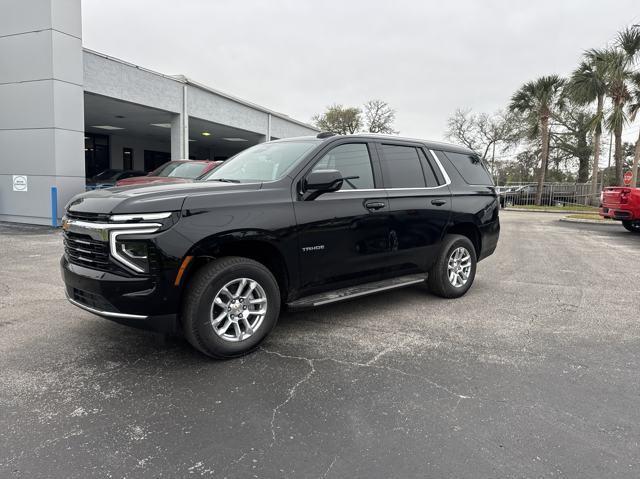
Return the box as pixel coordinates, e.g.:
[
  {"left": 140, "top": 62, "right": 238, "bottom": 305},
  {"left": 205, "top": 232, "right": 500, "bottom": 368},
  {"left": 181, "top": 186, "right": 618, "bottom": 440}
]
[{"left": 66, "top": 181, "right": 263, "bottom": 215}]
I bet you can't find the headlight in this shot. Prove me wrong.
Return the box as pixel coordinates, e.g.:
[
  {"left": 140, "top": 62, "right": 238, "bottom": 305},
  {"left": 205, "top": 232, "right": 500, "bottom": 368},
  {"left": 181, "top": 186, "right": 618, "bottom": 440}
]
[
  {"left": 110, "top": 228, "right": 159, "bottom": 273},
  {"left": 107, "top": 212, "right": 177, "bottom": 272}
]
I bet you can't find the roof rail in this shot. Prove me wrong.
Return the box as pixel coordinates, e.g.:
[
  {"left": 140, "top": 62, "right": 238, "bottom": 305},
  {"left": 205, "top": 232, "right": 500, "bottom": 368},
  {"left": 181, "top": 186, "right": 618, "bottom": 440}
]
[{"left": 317, "top": 132, "right": 337, "bottom": 139}]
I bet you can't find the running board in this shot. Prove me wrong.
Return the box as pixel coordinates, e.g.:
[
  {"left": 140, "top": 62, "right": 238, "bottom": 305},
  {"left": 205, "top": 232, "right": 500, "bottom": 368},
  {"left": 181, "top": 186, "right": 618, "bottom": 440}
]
[{"left": 286, "top": 274, "right": 427, "bottom": 309}]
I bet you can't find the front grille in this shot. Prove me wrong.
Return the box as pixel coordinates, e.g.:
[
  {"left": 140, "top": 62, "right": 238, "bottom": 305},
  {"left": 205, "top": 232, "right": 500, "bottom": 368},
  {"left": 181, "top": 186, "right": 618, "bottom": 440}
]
[
  {"left": 66, "top": 211, "right": 111, "bottom": 222},
  {"left": 64, "top": 231, "right": 113, "bottom": 271}
]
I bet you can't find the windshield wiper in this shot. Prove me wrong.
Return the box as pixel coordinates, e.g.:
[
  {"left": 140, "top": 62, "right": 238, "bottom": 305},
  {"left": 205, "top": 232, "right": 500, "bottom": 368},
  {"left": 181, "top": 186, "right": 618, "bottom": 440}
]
[{"left": 209, "top": 178, "right": 241, "bottom": 183}]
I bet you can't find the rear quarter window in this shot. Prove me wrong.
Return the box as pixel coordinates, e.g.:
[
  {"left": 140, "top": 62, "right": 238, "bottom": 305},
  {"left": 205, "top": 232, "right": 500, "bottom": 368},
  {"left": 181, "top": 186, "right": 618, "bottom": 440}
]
[{"left": 443, "top": 151, "right": 493, "bottom": 185}]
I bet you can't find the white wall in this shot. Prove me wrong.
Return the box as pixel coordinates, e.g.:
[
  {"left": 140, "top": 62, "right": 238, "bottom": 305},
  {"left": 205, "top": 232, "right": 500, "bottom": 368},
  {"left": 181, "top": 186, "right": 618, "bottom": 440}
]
[{"left": 0, "top": 0, "right": 84, "bottom": 226}]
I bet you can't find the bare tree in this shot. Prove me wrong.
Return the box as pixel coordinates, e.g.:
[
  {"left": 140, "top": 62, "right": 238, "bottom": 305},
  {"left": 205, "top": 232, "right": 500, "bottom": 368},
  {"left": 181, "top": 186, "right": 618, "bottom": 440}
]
[
  {"left": 312, "top": 104, "right": 362, "bottom": 134},
  {"left": 445, "top": 108, "right": 481, "bottom": 151},
  {"left": 445, "top": 108, "right": 520, "bottom": 178},
  {"left": 363, "top": 99, "right": 398, "bottom": 134}
]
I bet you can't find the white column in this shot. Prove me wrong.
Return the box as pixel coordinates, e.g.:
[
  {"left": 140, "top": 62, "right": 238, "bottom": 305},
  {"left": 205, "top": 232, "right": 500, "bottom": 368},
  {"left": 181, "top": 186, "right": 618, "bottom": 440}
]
[
  {"left": 170, "top": 83, "right": 189, "bottom": 159},
  {"left": 0, "top": 0, "right": 84, "bottom": 225},
  {"left": 266, "top": 113, "right": 272, "bottom": 142}
]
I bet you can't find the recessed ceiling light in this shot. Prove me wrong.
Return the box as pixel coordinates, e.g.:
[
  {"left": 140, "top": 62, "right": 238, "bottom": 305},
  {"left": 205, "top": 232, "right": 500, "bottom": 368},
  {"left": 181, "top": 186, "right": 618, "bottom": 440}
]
[
  {"left": 150, "top": 123, "right": 172, "bottom": 128},
  {"left": 222, "top": 138, "right": 248, "bottom": 142},
  {"left": 201, "top": 132, "right": 211, "bottom": 137},
  {"left": 91, "top": 125, "right": 124, "bottom": 130}
]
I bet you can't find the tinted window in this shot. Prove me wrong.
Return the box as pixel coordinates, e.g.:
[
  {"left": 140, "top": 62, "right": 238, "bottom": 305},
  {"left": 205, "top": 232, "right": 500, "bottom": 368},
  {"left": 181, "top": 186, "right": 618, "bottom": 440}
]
[
  {"left": 380, "top": 145, "right": 426, "bottom": 188},
  {"left": 417, "top": 149, "right": 440, "bottom": 187},
  {"left": 312, "top": 143, "right": 374, "bottom": 190},
  {"left": 444, "top": 151, "right": 493, "bottom": 185}
]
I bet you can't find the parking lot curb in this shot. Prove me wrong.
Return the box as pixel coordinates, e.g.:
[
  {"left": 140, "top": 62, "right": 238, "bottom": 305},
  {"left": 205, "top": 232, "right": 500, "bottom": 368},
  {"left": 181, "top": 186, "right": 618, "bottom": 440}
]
[
  {"left": 558, "top": 217, "right": 614, "bottom": 225},
  {"left": 504, "top": 208, "right": 595, "bottom": 214}
]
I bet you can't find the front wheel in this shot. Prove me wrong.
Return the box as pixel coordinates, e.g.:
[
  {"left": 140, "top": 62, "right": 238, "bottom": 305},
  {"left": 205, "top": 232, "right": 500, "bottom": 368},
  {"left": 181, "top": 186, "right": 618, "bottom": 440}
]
[
  {"left": 428, "top": 234, "right": 477, "bottom": 298},
  {"left": 182, "top": 257, "right": 281, "bottom": 359},
  {"left": 622, "top": 220, "right": 640, "bottom": 233}
]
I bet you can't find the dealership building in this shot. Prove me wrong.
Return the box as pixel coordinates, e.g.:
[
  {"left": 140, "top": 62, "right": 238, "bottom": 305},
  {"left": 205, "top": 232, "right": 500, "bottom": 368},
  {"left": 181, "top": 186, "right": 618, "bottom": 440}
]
[{"left": 0, "top": 0, "right": 318, "bottom": 225}]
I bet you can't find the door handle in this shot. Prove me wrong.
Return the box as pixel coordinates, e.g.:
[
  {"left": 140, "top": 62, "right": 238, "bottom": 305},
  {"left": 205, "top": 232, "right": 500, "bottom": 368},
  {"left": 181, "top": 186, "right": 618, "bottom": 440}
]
[
  {"left": 365, "top": 201, "right": 386, "bottom": 210},
  {"left": 431, "top": 199, "right": 447, "bottom": 206}
]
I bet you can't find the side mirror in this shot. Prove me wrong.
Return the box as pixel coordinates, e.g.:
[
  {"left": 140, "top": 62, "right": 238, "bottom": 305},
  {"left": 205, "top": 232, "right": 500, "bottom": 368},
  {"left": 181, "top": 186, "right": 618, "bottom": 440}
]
[{"left": 305, "top": 169, "right": 343, "bottom": 193}]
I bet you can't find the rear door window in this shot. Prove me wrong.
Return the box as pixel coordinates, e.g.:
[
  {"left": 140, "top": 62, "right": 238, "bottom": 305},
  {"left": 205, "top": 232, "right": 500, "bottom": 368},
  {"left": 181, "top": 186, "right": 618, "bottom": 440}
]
[
  {"left": 379, "top": 144, "right": 427, "bottom": 188},
  {"left": 443, "top": 151, "right": 493, "bottom": 185},
  {"left": 417, "top": 149, "right": 440, "bottom": 187}
]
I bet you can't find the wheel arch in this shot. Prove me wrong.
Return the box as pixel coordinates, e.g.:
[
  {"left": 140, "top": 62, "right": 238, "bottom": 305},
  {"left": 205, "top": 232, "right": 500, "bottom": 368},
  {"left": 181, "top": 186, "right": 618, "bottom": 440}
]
[
  {"left": 445, "top": 222, "right": 481, "bottom": 258},
  {"left": 179, "top": 232, "right": 291, "bottom": 300}
]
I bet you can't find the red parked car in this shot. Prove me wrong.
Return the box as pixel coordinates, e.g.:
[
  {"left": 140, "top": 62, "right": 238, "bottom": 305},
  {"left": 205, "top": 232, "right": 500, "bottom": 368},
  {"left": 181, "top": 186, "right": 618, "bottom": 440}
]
[
  {"left": 115, "top": 160, "right": 222, "bottom": 187},
  {"left": 600, "top": 186, "right": 640, "bottom": 232}
]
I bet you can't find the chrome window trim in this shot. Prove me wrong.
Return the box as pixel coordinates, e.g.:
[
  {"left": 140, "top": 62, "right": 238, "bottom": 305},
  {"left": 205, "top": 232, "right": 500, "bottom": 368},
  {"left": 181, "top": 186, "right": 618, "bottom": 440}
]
[
  {"left": 110, "top": 212, "right": 172, "bottom": 222},
  {"left": 109, "top": 227, "right": 161, "bottom": 273},
  {"left": 330, "top": 149, "right": 451, "bottom": 193},
  {"left": 333, "top": 185, "right": 447, "bottom": 193},
  {"left": 66, "top": 293, "right": 148, "bottom": 320},
  {"left": 428, "top": 149, "right": 452, "bottom": 186}
]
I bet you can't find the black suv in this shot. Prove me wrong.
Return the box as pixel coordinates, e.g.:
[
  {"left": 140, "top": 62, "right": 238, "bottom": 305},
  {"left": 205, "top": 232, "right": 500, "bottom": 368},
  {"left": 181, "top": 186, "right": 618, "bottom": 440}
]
[{"left": 61, "top": 133, "right": 500, "bottom": 358}]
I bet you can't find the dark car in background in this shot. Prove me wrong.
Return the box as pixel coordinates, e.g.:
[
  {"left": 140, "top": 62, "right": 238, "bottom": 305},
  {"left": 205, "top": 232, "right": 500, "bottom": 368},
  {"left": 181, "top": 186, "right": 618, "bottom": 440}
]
[
  {"left": 499, "top": 184, "right": 577, "bottom": 207},
  {"left": 86, "top": 169, "right": 147, "bottom": 190},
  {"left": 116, "top": 160, "right": 222, "bottom": 187}
]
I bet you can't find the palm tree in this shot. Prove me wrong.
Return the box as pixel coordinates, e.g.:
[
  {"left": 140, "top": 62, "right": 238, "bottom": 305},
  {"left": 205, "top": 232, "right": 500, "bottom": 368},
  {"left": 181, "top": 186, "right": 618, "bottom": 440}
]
[
  {"left": 594, "top": 48, "right": 631, "bottom": 186},
  {"left": 509, "top": 75, "right": 566, "bottom": 206},
  {"left": 618, "top": 26, "right": 640, "bottom": 186},
  {"left": 569, "top": 50, "right": 608, "bottom": 203},
  {"left": 592, "top": 28, "right": 640, "bottom": 187},
  {"left": 628, "top": 72, "right": 640, "bottom": 186}
]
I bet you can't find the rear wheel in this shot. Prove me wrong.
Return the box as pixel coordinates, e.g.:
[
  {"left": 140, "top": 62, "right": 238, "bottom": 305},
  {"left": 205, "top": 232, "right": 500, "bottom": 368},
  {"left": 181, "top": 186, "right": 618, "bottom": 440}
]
[
  {"left": 428, "top": 234, "right": 477, "bottom": 298},
  {"left": 622, "top": 220, "right": 640, "bottom": 233},
  {"left": 182, "top": 256, "right": 280, "bottom": 359}
]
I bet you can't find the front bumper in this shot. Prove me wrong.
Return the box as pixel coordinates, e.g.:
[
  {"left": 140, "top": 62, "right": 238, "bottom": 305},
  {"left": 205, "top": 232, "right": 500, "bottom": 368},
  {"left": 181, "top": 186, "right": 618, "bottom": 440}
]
[{"left": 61, "top": 256, "right": 179, "bottom": 333}]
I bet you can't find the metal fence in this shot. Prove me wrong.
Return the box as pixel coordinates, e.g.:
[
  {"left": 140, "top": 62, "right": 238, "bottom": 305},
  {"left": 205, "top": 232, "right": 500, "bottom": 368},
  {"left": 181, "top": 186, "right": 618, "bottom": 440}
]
[{"left": 497, "top": 182, "right": 602, "bottom": 207}]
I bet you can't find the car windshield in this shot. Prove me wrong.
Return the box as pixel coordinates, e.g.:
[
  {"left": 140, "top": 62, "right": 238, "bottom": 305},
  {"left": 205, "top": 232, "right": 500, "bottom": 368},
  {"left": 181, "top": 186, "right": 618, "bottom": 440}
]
[
  {"left": 201, "top": 141, "right": 319, "bottom": 182},
  {"left": 155, "top": 162, "right": 209, "bottom": 179},
  {"left": 93, "top": 169, "right": 121, "bottom": 181}
]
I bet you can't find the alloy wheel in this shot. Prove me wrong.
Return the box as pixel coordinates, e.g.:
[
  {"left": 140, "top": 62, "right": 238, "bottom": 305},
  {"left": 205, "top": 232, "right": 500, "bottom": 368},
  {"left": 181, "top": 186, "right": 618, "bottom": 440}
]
[
  {"left": 447, "top": 247, "right": 472, "bottom": 288},
  {"left": 210, "top": 278, "right": 267, "bottom": 342}
]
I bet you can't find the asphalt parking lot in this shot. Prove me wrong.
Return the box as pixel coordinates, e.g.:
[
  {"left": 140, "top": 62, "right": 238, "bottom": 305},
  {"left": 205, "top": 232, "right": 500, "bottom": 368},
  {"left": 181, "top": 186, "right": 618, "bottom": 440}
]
[{"left": 1, "top": 211, "right": 639, "bottom": 478}]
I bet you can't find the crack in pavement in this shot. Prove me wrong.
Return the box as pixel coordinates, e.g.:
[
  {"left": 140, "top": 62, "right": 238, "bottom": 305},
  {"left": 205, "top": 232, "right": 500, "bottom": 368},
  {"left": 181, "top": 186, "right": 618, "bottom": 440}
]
[
  {"left": 260, "top": 347, "right": 472, "bottom": 439},
  {"left": 320, "top": 455, "right": 338, "bottom": 478},
  {"left": 261, "top": 349, "right": 317, "bottom": 448}
]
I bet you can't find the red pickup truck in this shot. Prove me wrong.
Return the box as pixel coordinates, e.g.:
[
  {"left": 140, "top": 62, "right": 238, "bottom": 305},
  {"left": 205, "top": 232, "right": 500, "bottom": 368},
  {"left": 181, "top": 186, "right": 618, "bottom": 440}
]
[{"left": 600, "top": 187, "right": 640, "bottom": 232}]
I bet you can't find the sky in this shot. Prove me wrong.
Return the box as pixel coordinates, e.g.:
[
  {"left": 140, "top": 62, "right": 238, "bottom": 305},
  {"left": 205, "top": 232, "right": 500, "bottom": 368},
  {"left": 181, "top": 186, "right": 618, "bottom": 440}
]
[{"left": 81, "top": 0, "right": 640, "bottom": 143}]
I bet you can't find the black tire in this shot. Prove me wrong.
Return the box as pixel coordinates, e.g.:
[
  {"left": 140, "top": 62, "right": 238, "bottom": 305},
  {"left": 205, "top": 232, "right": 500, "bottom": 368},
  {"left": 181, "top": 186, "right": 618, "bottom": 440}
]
[
  {"left": 182, "top": 256, "right": 281, "bottom": 359},
  {"left": 622, "top": 220, "right": 640, "bottom": 233},
  {"left": 427, "top": 234, "right": 477, "bottom": 299}
]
